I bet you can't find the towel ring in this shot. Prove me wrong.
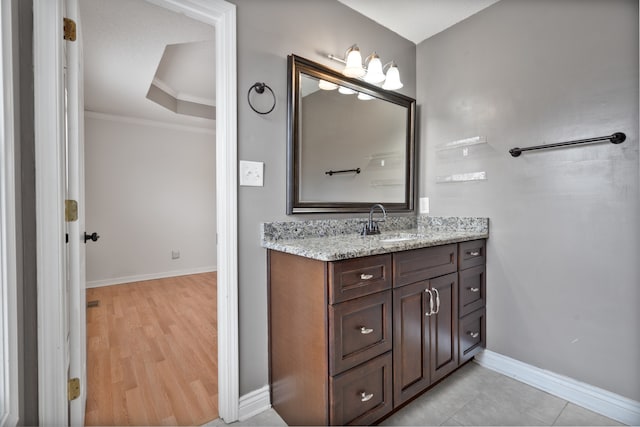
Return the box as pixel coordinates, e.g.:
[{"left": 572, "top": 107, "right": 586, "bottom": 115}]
[{"left": 247, "top": 82, "right": 276, "bottom": 115}]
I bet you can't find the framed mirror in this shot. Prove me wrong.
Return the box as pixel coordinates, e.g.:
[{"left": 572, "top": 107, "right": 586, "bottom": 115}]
[{"left": 287, "top": 54, "right": 416, "bottom": 214}]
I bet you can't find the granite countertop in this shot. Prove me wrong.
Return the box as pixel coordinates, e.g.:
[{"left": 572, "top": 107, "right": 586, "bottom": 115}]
[{"left": 260, "top": 216, "right": 489, "bottom": 261}]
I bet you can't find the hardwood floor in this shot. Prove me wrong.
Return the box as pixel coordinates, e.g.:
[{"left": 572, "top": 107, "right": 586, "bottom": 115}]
[{"left": 85, "top": 272, "right": 218, "bottom": 426}]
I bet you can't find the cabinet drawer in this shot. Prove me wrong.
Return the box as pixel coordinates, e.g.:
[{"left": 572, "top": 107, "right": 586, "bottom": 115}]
[
  {"left": 329, "top": 255, "right": 392, "bottom": 304},
  {"left": 330, "top": 352, "right": 393, "bottom": 426},
  {"left": 459, "top": 239, "right": 486, "bottom": 270},
  {"left": 459, "top": 308, "right": 486, "bottom": 364},
  {"left": 458, "top": 265, "right": 486, "bottom": 317},
  {"left": 393, "top": 244, "right": 457, "bottom": 287},
  {"left": 329, "top": 291, "right": 392, "bottom": 375}
]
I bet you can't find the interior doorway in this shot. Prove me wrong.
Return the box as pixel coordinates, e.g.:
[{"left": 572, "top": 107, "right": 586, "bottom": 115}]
[
  {"left": 79, "top": 1, "right": 219, "bottom": 424},
  {"left": 32, "top": 0, "right": 238, "bottom": 424}
]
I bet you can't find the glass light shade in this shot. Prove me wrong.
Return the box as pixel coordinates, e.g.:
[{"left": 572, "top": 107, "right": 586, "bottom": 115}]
[
  {"left": 364, "top": 55, "right": 385, "bottom": 84},
  {"left": 318, "top": 79, "right": 338, "bottom": 90},
  {"left": 338, "top": 86, "right": 356, "bottom": 95},
  {"left": 382, "top": 64, "right": 403, "bottom": 90},
  {"left": 343, "top": 47, "right": 366, "bottom": 78},
  {"left": 357, "top": 92, "right": 374, "bottom": 100}
]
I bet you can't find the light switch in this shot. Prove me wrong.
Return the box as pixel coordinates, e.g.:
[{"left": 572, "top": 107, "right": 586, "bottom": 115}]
[{"left": 239, "top": 160, "right": 264, "bottom": 187}]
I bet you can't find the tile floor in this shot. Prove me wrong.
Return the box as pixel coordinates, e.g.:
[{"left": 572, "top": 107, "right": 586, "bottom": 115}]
[{"left": 206, "top": 362, "right": 625, "bottom": 426}]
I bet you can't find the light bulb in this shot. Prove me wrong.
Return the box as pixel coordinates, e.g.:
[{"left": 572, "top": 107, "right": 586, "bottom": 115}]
[
  {"left": 364, "top": 53, "right": 385, "bottom": 84},
  {"left": 318, "top": 79, "right": 338, "bottom": 90},
  {"left": 343, "top": 46, "right": 366, "bottom": 78},
  {"left": 382, "top": 63, "right": 403, "bottom": 90},
  {"left": 338, "top": 86, "right": 356, "bottom": 95},
  {"left": 357, "top": 92, "right": 373, "bottom": 100}
]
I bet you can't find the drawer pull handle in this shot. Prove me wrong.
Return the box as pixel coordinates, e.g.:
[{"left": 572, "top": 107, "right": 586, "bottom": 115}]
[
  {"left": 360, "top": 392, "right": 374, "bottom": 402},
  {"left": 360, "top": 326, "right": 374, "bottom": 335},
  {"left": 467, "top": 250, "right": 481, "bottom": 256},
  {"left": 432, "top": 288, "right": 441, "bottom": 314},
  {"left": 468, "top": 331, "right": 480, "bottom": 338},
  {"left": 469, "top": 287, "right": 480, "bottom": 293},
  {"left": 425, "top": 289, "right": 434, "bottom": 316},
  {"left": 360, "top": 273, "right": 374, "bottom": 280}
]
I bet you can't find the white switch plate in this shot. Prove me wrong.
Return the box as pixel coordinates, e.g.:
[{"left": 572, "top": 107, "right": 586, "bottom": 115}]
[
  {"left": 419, "top": 197, "right": 429, "bottom": 214},
  {"left": 239, "top": 160, "right": 264, "bottom": 187}
]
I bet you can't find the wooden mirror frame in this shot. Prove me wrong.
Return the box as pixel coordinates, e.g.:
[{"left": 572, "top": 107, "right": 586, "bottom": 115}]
[{"left": 286, "top": 54, "right": 416, "bottom": 214}]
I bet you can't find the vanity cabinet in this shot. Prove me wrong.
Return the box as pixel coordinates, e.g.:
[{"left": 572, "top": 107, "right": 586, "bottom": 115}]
[{"left": 268, "top": 239, "right": 486, "bottom": 426}]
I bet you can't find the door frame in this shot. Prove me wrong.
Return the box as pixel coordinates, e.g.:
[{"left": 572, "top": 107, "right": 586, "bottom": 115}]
[
  {"left": 0, "top": 0, "right": 19, "bottom": 425},
  {"left": 33, "top": 0, "right": 239, "bottom": 423}
]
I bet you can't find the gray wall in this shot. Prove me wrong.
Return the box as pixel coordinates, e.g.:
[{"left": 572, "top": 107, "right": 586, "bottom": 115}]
[
  {"left": 418, "top": 0, "right": 639, "bottom": 401},
  {"left": 84, "top": 116, "right": 217, "bottom": 285},
  {"left": 229, "top": 0, "right": 416, "bottom": 394}
]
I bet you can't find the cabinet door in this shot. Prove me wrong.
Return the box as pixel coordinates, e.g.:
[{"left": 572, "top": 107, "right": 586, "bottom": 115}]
[
  {"left": 329, "top": 291, "right": 392, "bottom": 375},
  {"left": 329, "top": 352, "right": 393, "bottom": 426},
  {"left": 459, "top": 265, "right": 485, "bottom": 317},
  {"left": 329, "top": 254, "right": 392, "bottom": 304},
  {"left": 429, "top": 273, "right": 459, "bottom": 383},
  {"left": 393, "top": 245, "right": 457, "bottom": 287},
  {"left": 392, "top": 280, "right": 431, "bottom": 406},
  {"left": 459, "top": 308, "right": 486, "bottom": 364}
]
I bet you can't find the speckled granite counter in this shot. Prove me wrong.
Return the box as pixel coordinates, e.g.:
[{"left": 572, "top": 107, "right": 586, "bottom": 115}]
[{"left": 260, "top": 216, "right": 489, "bottom": 261}]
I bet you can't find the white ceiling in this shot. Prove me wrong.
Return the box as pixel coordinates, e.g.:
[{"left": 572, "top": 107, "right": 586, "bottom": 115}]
[
  {"left": 80, "top": 0, "right": 499, "bottom": 128},
  {"left": 80, "top": 0, "right": 215, "bottom": 128},
  {"left": 338, "top": 0, "right": 500, "bottom": 44},
  {"left": 153, "top": 40, "right": 216, "bottom": 106}
]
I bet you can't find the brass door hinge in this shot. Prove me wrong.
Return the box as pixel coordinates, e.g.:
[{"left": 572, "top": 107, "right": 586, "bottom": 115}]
[
  {"left": 65, "top": 200, "right": 78, "bottom": 222},
  {"left": 68, "top": 378, "right": 80, "bottom": 401},
  {"left": 63, "top": 18, "right": 76, "bottom": 41}
]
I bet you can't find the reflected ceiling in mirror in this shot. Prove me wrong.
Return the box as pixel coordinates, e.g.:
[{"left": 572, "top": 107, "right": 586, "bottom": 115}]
[{"left": 287, "top": 55, "right": 416, "bottom": 214}]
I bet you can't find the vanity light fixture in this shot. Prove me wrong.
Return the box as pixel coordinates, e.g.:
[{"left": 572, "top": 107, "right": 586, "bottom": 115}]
[
  {"left": 357, "top": 92, "right": 374, "bottom": 100},
  {"left": 318, "top": 79, "right": 338, "bottom": 90},
  {"left": 328, "top": 45, "right": 403, "bottom": 91},
  {"left": 338, "top": 86, "right": 356, "bottom": 95},
  {"left": 382, "top": 62, "right": 403, "bottom": 90},
  {"left": 341, "top": 45, "right": 366, "bottom": 77},
  {"left": 363, "top": 53, "right": 385, "bottom": 84}
]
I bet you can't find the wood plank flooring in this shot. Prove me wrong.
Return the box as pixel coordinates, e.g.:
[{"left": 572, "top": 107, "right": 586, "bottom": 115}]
[{"left": 85, "top": 272, "right": 218, "bottom": 426}]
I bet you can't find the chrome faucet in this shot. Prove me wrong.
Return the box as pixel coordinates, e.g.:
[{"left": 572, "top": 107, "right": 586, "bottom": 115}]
[{"left": 362, "top": 203, "right": 387, "bottom": 235}]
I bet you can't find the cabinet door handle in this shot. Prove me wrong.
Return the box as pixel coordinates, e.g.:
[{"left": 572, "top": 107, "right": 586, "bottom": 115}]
[
  {"left": 360, "top": 273, "right": 374, "bottom": 280},
  {"left": 360, "top": 391, "right": 374, "bottom": 402},
  {"left": 467, "top": 250, "right": 480, "bottom": 256},
  {"left": 359, "top": 326, "right": 374, "bottom": 335},
  {"left": 432, "top": 288, "right": 441, "bottom": 314},
  {"left": 425, "top": 289, "right": 434, "bottom": 316},
  {"left": 467, "top": 331, "right": 479, "bottom": 338},
  {"left": 469, "top": 287, "right": 480, "bottom": 293}
]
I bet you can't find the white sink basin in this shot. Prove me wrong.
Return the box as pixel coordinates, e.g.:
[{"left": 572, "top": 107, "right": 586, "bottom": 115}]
[{"left": 379, "top": 233, "right": 422, "bottom": 243}]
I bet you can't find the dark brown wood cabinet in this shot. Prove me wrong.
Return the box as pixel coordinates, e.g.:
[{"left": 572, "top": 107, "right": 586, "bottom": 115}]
[
  {"left": 268, "top": 239, "right": 486, "bottom": 426},
  {"left": 392, "top": 251, "right": 459, "bottom": 406},
  {"left": 458, "top": 240, "right": 487, "bottom": 364}
]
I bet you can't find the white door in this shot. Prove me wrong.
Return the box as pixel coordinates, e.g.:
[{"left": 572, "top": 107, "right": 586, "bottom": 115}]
[
  {"left": 34, "top": 0, "right": 86, "bottom": 424},
  {"left": 65, "top": 0, "right": 88, "bottom": 424}
]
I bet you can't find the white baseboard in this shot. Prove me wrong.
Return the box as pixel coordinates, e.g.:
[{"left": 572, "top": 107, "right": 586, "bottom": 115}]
[
  {"left": 474, "top": 350, "right": 640, "bottom": 426},
  {"left": 86, "top": 266, "right": 217, "bottom": 288},
  {"left": 238, "top": 385, "right": 271, "bottom": 422}
]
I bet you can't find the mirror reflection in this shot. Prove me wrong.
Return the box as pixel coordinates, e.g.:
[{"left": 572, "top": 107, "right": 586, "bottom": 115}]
[{"left": 287, "top": 55, "right": 416, "bottom": 214}]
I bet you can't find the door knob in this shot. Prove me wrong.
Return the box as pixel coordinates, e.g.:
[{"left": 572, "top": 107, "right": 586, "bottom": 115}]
[{"left": 84, "top": 232, "right": 100, "bottom": 243}]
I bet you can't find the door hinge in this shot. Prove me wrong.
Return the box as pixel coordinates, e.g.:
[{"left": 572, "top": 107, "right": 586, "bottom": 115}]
[
  {"left": 68, "top": 378, "right": 80, "bottom": 401},
  {"left": 65, "top": 200, "right": 78, "bottom": 222},
  {"left": 63, "top": 18, "right": 76, "bottom": 41}
]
